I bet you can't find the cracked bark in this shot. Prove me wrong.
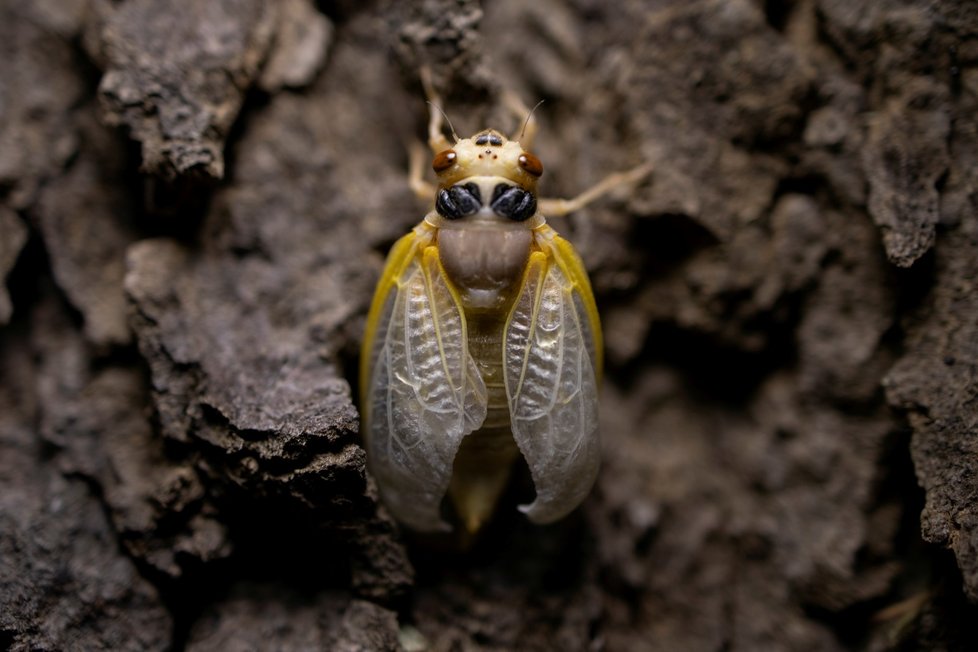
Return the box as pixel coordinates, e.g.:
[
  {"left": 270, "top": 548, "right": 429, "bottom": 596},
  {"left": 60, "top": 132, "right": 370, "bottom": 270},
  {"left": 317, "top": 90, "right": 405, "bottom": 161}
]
[{"left": 3, "top": 0, "right": 978, "bottom": 650}]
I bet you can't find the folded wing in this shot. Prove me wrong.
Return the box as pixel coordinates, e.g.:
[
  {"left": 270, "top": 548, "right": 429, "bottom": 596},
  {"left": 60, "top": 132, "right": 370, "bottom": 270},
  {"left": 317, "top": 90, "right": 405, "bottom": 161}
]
[
  {"left": 504, "top": 237, "right": 601, "bottom": 523},
  {"left": 362, "top": 236, "right": 487, "bottom": 531}
]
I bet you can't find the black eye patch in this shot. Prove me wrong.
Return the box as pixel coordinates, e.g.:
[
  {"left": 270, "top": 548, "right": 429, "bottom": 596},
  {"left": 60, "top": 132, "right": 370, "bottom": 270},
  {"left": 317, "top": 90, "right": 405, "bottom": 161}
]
[
  {"left": 490, "top": 184, "right": 537, "bottom": 222},
  {"left": 436, "top": 183, "right": 482, "bottom": 220}
]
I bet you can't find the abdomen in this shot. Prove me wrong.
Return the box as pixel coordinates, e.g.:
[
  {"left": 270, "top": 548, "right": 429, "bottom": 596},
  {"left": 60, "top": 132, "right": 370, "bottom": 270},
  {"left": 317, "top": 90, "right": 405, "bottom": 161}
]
[
  {"left": 446, "top": 301, "right": 521, "bottom": 533},
  {"left": 439, "top": 226, "right": 532, "bottom": 533}
]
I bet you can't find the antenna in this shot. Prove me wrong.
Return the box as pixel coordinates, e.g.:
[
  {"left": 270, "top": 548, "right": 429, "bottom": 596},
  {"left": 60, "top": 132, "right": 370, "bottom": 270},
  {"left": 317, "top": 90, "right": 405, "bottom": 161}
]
[
  {"left": 427, "top": 101, "right": 460, "bottom": 144},
  {"left": 520, "top": 100, "right": 545, "bottom": 142}
]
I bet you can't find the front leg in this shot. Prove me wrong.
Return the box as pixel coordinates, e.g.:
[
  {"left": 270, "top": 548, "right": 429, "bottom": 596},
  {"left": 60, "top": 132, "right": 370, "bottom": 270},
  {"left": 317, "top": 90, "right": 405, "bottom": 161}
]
[
  {"left": 419, "top": 66, "right": 455, "bottom": 154},
  {"left": 538, "top": 162, "right": 654, "bottom": 217},
  {"left": 408, "top": 142, "right": 437, "bottom": 202}
]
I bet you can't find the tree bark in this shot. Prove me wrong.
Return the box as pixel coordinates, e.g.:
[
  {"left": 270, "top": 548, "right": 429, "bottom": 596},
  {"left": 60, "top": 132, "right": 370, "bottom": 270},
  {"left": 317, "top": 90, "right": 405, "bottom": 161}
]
[{"left": 2, "top": 0, "right": 977, "bottom": 650}]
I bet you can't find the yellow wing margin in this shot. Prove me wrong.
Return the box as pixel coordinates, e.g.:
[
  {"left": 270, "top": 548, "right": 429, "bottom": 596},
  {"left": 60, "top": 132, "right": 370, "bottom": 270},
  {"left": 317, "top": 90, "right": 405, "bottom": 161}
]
[
  {"left": 503, "top": 225, "right": 603, "bottom": 524},
  {"left": 358, "top": 224, "right": 488, "bottom": 531},
  {"left": 359, "top": 229, "right": 422, "bottom": 407},
  {"left": 547, "top": 232, "right": 604, "bottom": 380}
]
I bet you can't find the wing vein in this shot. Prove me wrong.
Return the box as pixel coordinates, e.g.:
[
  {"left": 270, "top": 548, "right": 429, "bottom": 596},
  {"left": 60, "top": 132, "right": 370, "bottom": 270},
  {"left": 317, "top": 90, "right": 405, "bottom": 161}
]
[
  {"left": 504, "top": 231, "right": 601, "bottom": 525},
  {"left": 422, "top": 253, "right": 465, "bottom": 421},
  {"left": 514, "top": 259, "right": 544, "bottom": 405}
]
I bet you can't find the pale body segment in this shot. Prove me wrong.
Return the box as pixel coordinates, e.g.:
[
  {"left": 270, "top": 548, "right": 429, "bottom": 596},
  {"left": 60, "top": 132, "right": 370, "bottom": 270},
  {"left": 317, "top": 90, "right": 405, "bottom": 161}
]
[{"left": 360, "top": 80, "right": 649, "bottom": 533}]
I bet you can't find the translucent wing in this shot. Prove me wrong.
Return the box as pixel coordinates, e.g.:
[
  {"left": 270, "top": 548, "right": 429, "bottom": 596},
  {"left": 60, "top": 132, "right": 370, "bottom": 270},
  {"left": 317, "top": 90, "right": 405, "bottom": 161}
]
[
  {"left": 504, "top": 232, "right": 602, "bottom": 523},
  {"left": 361, "top": 231, "right": 487, "bottom": 531}
]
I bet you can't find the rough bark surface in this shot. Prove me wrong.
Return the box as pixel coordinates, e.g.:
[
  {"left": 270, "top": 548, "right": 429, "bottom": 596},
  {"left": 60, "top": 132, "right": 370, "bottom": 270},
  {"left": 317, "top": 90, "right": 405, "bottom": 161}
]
[{"left": 3, "top": 0, "right": 978, "bottom": 650}]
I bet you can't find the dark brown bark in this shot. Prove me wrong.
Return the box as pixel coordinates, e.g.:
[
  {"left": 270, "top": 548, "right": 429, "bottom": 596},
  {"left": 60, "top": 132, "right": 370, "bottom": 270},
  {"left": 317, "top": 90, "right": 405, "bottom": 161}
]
[{"left": 2, "top": 0, "right": 978, "bottom": 650}]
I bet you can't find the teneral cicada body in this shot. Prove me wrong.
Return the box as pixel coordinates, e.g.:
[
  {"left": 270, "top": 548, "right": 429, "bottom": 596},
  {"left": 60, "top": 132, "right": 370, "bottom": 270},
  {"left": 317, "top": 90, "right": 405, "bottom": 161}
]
[{"left": 360, "top": 76, "right": 649, "bottom": 534}]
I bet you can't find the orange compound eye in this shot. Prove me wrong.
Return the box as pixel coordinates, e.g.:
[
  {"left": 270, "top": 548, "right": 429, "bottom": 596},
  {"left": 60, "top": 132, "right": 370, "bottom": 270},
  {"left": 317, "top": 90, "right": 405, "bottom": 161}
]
[
  {"left": 518, "top": 152, "right": 543, "bottom": 177},
  {"left": 432, "top": 149, "right": 457, "bottom": 173}
]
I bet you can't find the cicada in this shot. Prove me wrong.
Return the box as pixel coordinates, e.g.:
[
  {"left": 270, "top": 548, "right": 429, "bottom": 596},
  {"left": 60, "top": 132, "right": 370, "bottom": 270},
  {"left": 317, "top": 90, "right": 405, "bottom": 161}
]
[{"left": 360, "top": 76, "right": 650, "bottom": 533}]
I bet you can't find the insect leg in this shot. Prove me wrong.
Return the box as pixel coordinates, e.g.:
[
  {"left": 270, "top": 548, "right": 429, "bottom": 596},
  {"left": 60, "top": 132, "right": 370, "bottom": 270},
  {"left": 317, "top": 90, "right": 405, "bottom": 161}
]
[
  {"left": 408, "top": 142, "right": 436, "bottom": 201},
  {"left": 538, "top": 162, "right": 653, "bottom": 217},
  {"left": 419, "top": 66, "right": 453, "bottom": 154}
]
